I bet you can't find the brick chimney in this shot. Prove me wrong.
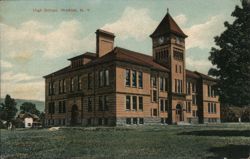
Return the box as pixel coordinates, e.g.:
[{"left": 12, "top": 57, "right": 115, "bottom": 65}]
[{"left": 96, "top": 29, "right": 115, "bottom": 58}]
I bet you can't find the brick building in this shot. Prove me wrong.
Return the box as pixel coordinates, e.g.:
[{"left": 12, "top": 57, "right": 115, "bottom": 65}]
[{"left": 44, "top": 12, "right": 220, "bottom": 126}]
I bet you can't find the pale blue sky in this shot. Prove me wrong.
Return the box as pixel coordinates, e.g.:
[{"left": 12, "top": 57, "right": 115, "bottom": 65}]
[{"left": 0, "top": 0, "right": 240, "bottom": 100}]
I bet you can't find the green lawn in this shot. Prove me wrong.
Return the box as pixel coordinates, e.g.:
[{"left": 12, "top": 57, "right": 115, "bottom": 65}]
[{"left": 1, "top": 124, "right": 250, "bottom": 159}]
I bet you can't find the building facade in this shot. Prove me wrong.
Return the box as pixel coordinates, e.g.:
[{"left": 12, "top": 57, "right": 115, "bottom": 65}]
[{"left": 44, "top": 12, "right": 220, "bottom": 126}]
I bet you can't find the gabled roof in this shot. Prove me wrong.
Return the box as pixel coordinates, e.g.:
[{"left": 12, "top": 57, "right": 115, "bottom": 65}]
[
  {"left": 86, "top": 47, "right": 169, "bottom": 72},
  {"left": 150, "top": 12, "right": 187, "bottom": 38}
]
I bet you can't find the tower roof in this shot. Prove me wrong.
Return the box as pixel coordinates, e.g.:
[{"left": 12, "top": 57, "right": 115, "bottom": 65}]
[{"left": 150, "top": 12, "right": 187, "bottom": 38}]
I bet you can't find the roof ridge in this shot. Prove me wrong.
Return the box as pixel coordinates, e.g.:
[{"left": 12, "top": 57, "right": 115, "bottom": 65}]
[{"left": 115, "top": 46, "right": 152, "bottom": 58}]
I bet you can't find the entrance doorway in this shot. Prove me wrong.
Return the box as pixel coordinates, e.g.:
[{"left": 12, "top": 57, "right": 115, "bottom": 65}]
[
  {"left": 71, "top": 105, "right": 79, "bottom": 125},
  {"left": 176, "top": 104, "right": 183, "bottom": 122}
]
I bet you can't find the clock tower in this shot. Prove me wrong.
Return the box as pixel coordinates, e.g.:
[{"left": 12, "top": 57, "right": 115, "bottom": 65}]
[{"left": 150, "top": 11, "right": 188, "bottom": 124}]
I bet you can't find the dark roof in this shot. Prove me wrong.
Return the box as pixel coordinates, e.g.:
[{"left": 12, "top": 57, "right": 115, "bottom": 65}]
[
  {"left": 43, "top": 66, "right": 70, "bottom": 78},
  {"left": 194, "top": 71, "right": 217, "bottom": 81},
  {"left": 68, "top": 52, "right": 96, "bottom": 61},
  {"left": 86, "top": 47, "right": 169, "bottom": 72},
  {"left": 18, "top": 112, "right": 39, "bottom": 119},
  {"left": 150, "top": 13, "right": 187, "bottom": 38},
  {"left": 186, "top": 69, "right": 200, "bottom": 79},
  {"left": 186, "top": 69, "right": 217, "bottom": 82}
]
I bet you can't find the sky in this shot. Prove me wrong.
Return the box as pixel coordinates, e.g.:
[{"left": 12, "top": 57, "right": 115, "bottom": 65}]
[{"left": 0, "top": 0, "right": 241, "bottom": 101}]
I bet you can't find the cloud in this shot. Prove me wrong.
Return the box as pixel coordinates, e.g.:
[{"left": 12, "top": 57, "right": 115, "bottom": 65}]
[
  {"left": 1, "top": 71, "right": 44, "bottom": 101},
  {"left": 1, "top": 20, "right": 95, "bottom": 59},
  {"left": 184, "top": 15, "right": 226, "bottom": 49},
  {"left": 186, "top": 57, "right": 213, "bottom": 74},
  {"left": 1, "top": 80, "right": 44, "bottom": 101},
  {"left": 174, "top": 14, "right": 187, "bottom": 26},
  {"left": 0, "top": 60, "right": 13, "bottom": 68},
  {"left": 102, "top": 7, "right": 158, "bottom": 41},
  {"left": 1, "top": 71, "right": 40, "bottom": 82}
]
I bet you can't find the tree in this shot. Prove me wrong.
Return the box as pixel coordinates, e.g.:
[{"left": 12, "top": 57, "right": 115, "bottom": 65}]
[
  {"left": 208, "top": 0, "right": 250, "bottom": 107},
  {"left": 20, "top": 102, "right": 40, "bottom": 116},
  {"left": 0, "top": 94, "right": 18, "bottom": 121}
]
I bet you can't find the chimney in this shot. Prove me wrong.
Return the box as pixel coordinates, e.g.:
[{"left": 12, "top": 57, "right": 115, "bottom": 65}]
[{"left": 96, "top": 29, "right": 115, "bottom": 57}]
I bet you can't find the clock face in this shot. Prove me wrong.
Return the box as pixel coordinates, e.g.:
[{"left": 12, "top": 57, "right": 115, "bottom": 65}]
[{"left": 158, "top": 36, "right": 164, "bottom": 44}]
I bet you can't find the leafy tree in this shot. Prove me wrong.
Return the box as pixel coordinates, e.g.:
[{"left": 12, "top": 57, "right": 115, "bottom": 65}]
[
  {"left": 20, "top": 102, "right": 40, "bottom": 116},
  {"left": 208, "top": 0, "right": 250, "bottom": 107},
  {"left": 0, "top": 94, "right": 18, "bottom": 121}
]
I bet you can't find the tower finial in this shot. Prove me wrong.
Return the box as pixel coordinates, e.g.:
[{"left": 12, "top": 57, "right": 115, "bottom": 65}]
[{"left": 167, "top": 8, "right": 169, "bottom": 14}]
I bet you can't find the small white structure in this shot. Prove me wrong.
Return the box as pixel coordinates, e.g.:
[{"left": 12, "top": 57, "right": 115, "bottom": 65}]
[
  {"left": 24, "top": 117, "right": 33, "bottom": 128},
  {"left": 18, "top": 112, "right": 40, "bottom": 128}
]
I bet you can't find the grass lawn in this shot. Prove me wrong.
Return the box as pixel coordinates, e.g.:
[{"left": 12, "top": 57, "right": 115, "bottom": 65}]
[{"left": 1, "top": 123, "right": 250, "bottom": 159}]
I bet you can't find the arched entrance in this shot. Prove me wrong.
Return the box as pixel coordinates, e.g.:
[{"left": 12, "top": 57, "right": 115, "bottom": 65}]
[
  {"left": 176, "top": 104, "right": 184, "bottom": 122},
  {"left": 71, "top": 105, "right": 79, "bottom": 125}
]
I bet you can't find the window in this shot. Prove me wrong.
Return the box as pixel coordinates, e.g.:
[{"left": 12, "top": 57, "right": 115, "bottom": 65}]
[
  {"left": 192, "top": 83, "right": 196, "bottom": 93},
  {"left": 52, "top": 82, "right": 55, "bottom": 95},
  {"left": 70, "top": 78, "right": 74, "bottom": 92},
  {"left": 160, "top": 99, "right": 164, "bottom": 112},
  {"left": 160, "top": 77, "right": 164, "bottom": 91},
  {"left": 99, "top": 71, "right": 104, "bottom": 87},
  {"left": 208, "top": 103, "right": 211, "bottom": 113},
  {"left": 99, "top": 96, "right": 103, "bottom": 111},
  {"left": 59, "top": 80, "right": 62, "bottom": 94},
  {"left": 139, "top": 118, "right": 144, "bottom": 124},
  {"left": 173, "top": 50, "right": 184, "bottom": 61},
  {"left": 208, "top": 85, "right": 215, "bottom": 97},
  {"left": 62, "top": 101, "right": 66, "bottom": 113},
  {"left": 49, "top": 82, "right": 51, "bottom": 95},
  {"left": 192, "top": 110, "right": 196, "bottom": 117},
  {"left": 186, "top": 81, "right": 191, "bottom": 95},
  {"left": 176, "top": 65, "right": 178, "bottom": 73},
  {"left": 126, "top": 118, "right": 131, "bottom": 124},
  {"left": 153, "top": 109, "right": 157, "bottom": 116},
  {"left": 88, "top": 97, "right": 92, "bottom": 112},
  {"left": 132, "top": 96, "right": 137, "bottom": 110},
  {"left": 208, "top": 103, "right": 217, "bottom": 114},
  {"left": 139, "top": 97, "right": 143, "bottom": 110},
  {"left": 153, "top": 90, "right": 157, "bottom": 102},
  {"left": 132, "top": 70, "right": 137, "bottom": 87},
  {"left": 59, "top": 101, "right": 62, "bottom": 113},
  {"left": 192, "top": 95, "right": 197, "bottom": 105},
  {"left": 133, "top": 118, "right": 137, "bottom": 124},
  {"left": 104, "top": 96, "right": 108, "bottom": 111},
  {"left": 138, "top": 71, "right": 143, "bottom": 88},
  {"left": 88, "top": 73, "right": 92, "bottom": 89},
  {"left": 48, "top": 102, "right": 55, "bottom": 114},
  {"left": 125, "top": 69, "right": 131, "bottom": 86},
  {"left": 176, "top": 79, "right": 183, "bottom": 93},
  {"left": 78, "top": 75, "right": 82, "bottom": 90},
  {"left": 186, "top": 101, "right": 191, "bottom": 113},
  {"left": 165, "top": 100, "right": 168, "bottom": 111},
  {"left": 152, "top": 76, "right": 157, "bottom": 88},
  {"left": 63, "top": 79, "right": 66, "bottom": 93},
  {"left": 126, "top": 96, "right": 131, "bottom": 110},
  {"left": 165, "top": 78, "right": 168, "bottom": 91},
  {"left": 214, "top": 103, "right": 217, "bottom": 113},
  {"left": 105, "top": 70, "right": 109, "bottom": 86},
  {"left": 179, "top": 65, "right": 182, "bottom": 73}
]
